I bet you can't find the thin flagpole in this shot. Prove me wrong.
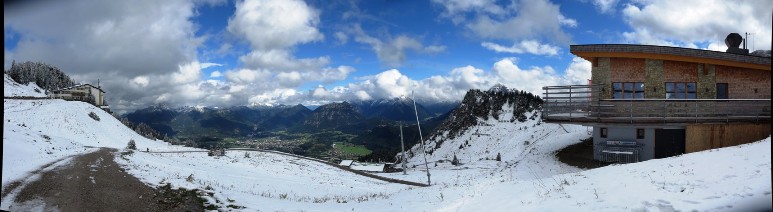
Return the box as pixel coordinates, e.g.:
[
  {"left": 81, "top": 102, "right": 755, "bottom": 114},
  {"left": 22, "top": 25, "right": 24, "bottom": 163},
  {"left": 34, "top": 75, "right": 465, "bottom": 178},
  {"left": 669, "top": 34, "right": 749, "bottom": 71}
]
[{"left": 412, "top": 90, "right": 431, "bottom": 185}]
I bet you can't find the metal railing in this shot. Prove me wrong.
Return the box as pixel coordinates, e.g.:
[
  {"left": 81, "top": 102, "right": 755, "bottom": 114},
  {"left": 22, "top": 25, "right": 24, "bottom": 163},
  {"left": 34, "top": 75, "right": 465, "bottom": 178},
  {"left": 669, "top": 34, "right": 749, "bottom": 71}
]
[{"left": 543, "top": 84, "right": 771, "bottom": 124}]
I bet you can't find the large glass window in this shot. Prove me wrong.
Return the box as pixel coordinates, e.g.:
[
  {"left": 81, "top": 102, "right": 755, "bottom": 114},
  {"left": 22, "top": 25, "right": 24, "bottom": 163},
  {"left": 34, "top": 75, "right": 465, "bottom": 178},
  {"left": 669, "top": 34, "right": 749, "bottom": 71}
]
[
  {"left": 612, "top": 82, "right": 645, "bottom": 99},
  {"left": 665, "top": 82, "right": 697, "bottom": 99}
]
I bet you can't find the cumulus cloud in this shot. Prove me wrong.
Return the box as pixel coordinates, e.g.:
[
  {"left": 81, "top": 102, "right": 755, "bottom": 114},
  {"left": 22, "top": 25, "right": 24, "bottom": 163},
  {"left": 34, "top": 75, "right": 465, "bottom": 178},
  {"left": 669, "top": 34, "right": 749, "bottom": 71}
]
[
  {"left": 621, "top": 0, "right": 772, "bottom": 51},
  {"left": 261, "top": 56, "right": 592, "bottom": 106},
  {"left": 226, "top": 0, "right": 322, "bottom": 50},
  {"left": 464, "top": 0, "right": 573, "bottom": 44},
  {"left": 432, "top": 0, "right": 574, "bottom": 55},
  {"left": 3, "top": 0, "right": 213, "bottom": 113},
  {"left": 481, "top": 40, "right": 560, "bottom": 55},
  {"left": 350, "top": 25, "right": 447, "bottom": 67},
  {"left": 4, "top": 0, "right": 200, "bottom": 77}
]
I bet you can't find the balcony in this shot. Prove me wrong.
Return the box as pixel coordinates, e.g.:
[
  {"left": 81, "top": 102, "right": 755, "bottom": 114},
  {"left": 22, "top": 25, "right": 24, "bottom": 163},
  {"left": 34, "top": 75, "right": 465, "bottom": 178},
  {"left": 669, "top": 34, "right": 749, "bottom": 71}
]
[{"left": 542, "top": 84, "right": 772, "bottom": 124}]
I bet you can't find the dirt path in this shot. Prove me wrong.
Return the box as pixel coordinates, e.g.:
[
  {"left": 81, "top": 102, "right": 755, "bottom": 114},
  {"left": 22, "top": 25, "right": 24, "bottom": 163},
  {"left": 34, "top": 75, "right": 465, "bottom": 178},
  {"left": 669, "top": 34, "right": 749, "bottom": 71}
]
[{"left": 5, "top": 148, "right": 203, "bottom": 211}]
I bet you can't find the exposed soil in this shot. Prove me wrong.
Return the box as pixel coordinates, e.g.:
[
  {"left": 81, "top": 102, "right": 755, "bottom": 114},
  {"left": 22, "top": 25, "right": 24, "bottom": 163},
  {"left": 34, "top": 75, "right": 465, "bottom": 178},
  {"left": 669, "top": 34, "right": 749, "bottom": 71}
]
[
  {"left": 556, "top": 138, "right": 613, "bottom": 169},
  {"left": 6, "top": 148, "right": 204, "bottom": 211}
]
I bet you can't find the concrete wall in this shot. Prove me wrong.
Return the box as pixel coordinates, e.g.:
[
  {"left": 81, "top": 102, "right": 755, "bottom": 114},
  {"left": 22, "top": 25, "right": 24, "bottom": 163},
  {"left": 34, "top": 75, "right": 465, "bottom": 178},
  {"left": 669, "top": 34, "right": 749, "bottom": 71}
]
[
  {"left": 593, "top": 126, "right": 657, "bottom": 161},
  {"left": 685, "top": 123, "right": 771, "bottom": 153}
]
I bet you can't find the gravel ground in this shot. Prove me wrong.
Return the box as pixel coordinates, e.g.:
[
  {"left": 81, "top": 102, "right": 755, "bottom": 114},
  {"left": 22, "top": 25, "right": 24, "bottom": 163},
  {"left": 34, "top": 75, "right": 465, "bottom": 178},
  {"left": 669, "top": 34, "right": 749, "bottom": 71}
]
[{"left": 5, "top": 148, "right": 203, "bottom": 211}]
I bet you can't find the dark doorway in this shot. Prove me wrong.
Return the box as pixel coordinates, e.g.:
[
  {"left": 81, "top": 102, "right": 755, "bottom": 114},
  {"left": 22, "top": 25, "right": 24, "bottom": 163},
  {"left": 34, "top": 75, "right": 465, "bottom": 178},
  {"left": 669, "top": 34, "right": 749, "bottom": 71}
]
[
  {"left": 716, "top": 83, "right": 728, "bottom": 99},
  {"left": 654, "top": 129, "right": 685, "bottom": 158}
]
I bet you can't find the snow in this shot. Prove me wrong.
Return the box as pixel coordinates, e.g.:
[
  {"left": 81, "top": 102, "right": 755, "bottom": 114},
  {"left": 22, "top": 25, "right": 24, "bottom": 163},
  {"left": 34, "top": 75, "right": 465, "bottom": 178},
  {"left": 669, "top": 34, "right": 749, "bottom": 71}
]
[
  {"left": 3, "top": 74, "right": 46, "bottom": 97},
  {"left": 349, "top": 162, "right": 385, "bottom": 172},
  {"left": 339, "top": 160, "right": 354, "bottom": 166},
  {"left": 3, "top": 77, "right": 771, "bottom": 211}
]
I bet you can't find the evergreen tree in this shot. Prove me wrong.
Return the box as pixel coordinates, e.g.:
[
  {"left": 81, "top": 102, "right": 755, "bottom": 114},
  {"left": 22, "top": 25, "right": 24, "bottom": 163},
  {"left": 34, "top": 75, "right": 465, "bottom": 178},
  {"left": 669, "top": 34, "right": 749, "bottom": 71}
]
[
  {"left": 496, "top": 152, "right": 501, "bottom": 161},
  {"left": 452, "top": 154, "right": 459, "bottom": 166},
  {"left": 5, "top": 61, "right": 76, "bottom": 91}
]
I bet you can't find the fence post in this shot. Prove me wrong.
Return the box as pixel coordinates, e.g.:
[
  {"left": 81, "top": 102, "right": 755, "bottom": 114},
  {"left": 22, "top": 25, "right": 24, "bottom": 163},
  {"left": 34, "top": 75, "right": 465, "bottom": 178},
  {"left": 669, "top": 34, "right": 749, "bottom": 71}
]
[{"left": 569, "top": 86, "right": 572, "bottom": 120}]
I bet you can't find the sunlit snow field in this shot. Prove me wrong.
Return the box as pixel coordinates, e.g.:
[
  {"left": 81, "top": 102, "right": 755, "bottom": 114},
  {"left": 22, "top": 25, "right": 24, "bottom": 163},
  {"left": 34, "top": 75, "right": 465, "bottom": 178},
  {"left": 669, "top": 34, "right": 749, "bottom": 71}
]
[{"left": 4, "top": 77, "right": 771, "bottom": 211}]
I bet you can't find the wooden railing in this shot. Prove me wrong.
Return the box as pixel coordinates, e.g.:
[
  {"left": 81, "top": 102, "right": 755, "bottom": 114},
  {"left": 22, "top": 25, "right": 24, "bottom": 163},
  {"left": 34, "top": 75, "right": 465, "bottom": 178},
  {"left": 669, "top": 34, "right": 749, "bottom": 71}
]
[{"left": 542, "top": 84, "right": 771, "bottom": 124}]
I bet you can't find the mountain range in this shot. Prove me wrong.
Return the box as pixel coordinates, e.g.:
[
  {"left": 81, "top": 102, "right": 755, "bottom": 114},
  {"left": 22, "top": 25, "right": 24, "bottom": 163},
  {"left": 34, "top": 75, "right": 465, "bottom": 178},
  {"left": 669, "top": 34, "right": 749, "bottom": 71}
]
[{"left": 123, "top": 98, "right": 460, "bottom": 140}]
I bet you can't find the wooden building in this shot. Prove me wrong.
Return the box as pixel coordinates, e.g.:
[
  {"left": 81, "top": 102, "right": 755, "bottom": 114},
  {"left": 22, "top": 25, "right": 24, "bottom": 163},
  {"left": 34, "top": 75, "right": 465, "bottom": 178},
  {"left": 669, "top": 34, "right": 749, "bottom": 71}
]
[{"left": 542, "top": 34, "right": 771, "bottom": 162}]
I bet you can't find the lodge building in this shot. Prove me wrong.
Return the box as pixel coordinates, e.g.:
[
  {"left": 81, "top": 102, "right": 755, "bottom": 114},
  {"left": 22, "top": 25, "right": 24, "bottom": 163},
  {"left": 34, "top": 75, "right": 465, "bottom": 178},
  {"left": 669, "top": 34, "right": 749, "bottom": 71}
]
[{"left": 542, "top": 33, "right": 771, "bottom": 162}]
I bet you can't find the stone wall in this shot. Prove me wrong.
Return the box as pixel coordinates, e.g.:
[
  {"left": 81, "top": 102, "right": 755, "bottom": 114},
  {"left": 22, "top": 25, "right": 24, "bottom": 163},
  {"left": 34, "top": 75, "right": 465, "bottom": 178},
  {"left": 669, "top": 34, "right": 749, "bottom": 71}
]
[
  {"left": 645, "top": 59, "right": 665, "bottom": 98},
  {"left": 697, "top": 64, "right": 716, "bottom": 99},
  {"left": 592, "top": 57, "right": 611, "bottom": 99}
]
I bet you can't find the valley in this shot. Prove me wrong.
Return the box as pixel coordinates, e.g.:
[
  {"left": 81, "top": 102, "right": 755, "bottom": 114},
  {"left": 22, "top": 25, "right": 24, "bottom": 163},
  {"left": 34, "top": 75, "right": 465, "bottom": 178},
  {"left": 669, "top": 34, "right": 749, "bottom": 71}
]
[{"left": 124, "top": 98, "right": 457, "bottom": 163}]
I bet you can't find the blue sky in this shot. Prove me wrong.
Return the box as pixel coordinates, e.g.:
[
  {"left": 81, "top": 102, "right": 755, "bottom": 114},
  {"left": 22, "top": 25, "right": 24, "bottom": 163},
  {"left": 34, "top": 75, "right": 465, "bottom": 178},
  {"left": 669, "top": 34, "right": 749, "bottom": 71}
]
[{"left": 4, "top": 0, "right": 772, "bottom": 113}]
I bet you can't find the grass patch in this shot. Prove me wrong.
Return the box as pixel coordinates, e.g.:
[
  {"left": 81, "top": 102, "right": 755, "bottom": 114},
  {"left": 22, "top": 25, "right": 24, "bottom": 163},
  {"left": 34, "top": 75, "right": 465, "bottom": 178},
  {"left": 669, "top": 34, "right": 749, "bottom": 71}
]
[{"left": 334, "top": 142, "right": 372, "bottom": 156}]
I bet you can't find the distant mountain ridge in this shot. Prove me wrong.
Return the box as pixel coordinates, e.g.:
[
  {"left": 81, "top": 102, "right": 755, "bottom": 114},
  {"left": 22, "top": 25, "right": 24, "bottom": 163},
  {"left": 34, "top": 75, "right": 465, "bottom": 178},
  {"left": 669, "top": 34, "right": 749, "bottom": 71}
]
[{"left": 123, "top": 98, "right": 458, "bottom": 139}]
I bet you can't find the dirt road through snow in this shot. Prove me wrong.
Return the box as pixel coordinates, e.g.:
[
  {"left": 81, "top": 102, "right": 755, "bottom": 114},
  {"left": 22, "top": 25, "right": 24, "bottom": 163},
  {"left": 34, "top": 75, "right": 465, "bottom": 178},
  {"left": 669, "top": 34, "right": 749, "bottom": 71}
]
[{"left": 5, "top": 148, "right": 203, "bottom": 211}]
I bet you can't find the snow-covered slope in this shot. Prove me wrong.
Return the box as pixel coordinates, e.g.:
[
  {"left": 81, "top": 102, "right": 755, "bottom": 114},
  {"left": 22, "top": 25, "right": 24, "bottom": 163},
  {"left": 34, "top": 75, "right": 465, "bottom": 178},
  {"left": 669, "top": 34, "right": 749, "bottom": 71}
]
[
  {"left": 4, "top": 78, "right": 770, "bottom": 211},
  {"left": 3, "top": 74, "right": 46, "bottom": 97},
  {"left": 2, "top": 99, "right": 197, "bottom": 186}
]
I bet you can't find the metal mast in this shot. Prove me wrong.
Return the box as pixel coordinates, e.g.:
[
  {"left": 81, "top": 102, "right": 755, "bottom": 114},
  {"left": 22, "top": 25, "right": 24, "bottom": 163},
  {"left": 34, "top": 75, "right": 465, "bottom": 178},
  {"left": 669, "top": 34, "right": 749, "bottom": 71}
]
[
  {"left": 412, "top": 90, "right": 431, "bottom": 185},
  {"left": 399, "top": 122, "right": 407, "bottom": 175}
]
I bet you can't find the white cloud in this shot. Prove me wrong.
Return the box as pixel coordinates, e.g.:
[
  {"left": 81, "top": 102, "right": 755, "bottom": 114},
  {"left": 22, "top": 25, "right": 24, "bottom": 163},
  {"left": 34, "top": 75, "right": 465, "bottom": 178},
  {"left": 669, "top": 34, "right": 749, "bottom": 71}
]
[
  {"left": 5, "top": 0, "right": 200, "bottom": 77},
  {"left": 172, "top": 61, "right": 204, "bottom": 84},
  {"left": 351, "top": 25, "right": 447, "bottom": 67},
  {"left": 481, "top": 40, "right": 560, "bottom": 55},
  {"left": 457, "top": 0, "right": 573, "bottom": 44},
  {"left": 592, "top": 0, "right": 619, "bottom": 13},
  {"left": 621, "top": 0, "right": 772, "bottom": 51},
  {"left": 335, "top": 31, "right": 349, "bottom": 45},
  {"left": 557, "top": 14, "right": 577, "bottom": 28},
  {"left": 200, "top": 62, "right": 222, "bottom": 69},
  {"left": 227, "top": 0, "right": 322, "bottom": 50},
  {"left": 224, "top": 68, "right": 271, "bottom": 83},
  {"left": 432, "top": 0, "right": 506, "bottom": 24},
  {"left": 210, "top": 71, "right": 222, "bottom": 78},
  {"left": 563, "top": 57, "right": 592, "bottom": 85},
  {"left": 238, "top": 49, "right": 329, "bottom": 72},
  {"left": 132, "top": 76, "right": 150, "bottom": 87}
]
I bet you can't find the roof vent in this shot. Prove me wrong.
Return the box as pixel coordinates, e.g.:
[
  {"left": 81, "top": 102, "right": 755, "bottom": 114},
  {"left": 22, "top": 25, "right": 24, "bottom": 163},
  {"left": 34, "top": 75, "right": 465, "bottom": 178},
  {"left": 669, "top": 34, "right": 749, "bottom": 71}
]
[{"left": 725, "top": 33, "right": 749, "bottom": 55}]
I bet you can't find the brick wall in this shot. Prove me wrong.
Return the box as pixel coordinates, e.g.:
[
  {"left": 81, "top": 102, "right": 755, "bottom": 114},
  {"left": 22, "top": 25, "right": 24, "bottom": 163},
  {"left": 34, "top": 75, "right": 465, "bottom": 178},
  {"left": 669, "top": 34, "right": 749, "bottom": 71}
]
[
  {"left": 610, "top": 58, "right": 645, "bottom": 82},
  {"left": 716, "top": 65, "right": 772, "bottom": 99},
  {"left": 663, "top": 60, "right": 698, "bottom": 82}
]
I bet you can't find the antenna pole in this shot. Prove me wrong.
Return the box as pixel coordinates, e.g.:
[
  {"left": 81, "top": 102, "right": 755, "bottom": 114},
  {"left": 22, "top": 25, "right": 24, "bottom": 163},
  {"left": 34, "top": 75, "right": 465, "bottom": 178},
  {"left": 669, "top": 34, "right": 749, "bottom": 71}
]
[
  {"left": 744, "top": 32, "right": 748, "bottom": 50},
  {"left": 412, "top": 90, "right": 431, "bottom": 185},
  {"left": 399, "top": 122, "right": 407, "bottom": 175}
]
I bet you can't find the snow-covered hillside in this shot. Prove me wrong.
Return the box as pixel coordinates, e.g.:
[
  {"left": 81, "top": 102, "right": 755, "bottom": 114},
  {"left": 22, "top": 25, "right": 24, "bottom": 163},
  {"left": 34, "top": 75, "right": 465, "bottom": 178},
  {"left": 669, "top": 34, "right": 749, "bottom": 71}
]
[
  {"left": 3, "top": 78, "right": 770, "bottom": 211},
  {"left": 3, "top": 74, "right": 46, "bottom": 97}
]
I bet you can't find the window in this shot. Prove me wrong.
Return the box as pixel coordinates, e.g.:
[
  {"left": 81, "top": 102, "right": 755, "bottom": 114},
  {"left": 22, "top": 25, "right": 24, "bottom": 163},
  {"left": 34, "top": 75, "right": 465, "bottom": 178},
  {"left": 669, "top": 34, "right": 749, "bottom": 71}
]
[
  {"left": 612, "top": 82, "right": 645, "bottom": 99},
  {"left": 637, "top": 128, "right": 645, "bottom": 139},
  {"left": 716, "top": 83, "right": 728, "bottom": 99},
  {"left": 665, "top": 82, "right": 697, "bottom": 99},
  {"left": 600, "top": 128, "right": 608, "bottom": 138}
]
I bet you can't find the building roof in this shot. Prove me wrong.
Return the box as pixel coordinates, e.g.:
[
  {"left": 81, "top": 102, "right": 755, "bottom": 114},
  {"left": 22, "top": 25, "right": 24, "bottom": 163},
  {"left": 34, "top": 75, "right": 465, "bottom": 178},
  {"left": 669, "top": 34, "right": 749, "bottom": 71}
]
[
  {"left": 349, "top": 163, "right": 385, "bottom": 172},
  {"left": 571, "top": 44, "right": 771, "bottom": 71},
  {"left": 52, "top": 84, "right": 106, "bottom": 93}
]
